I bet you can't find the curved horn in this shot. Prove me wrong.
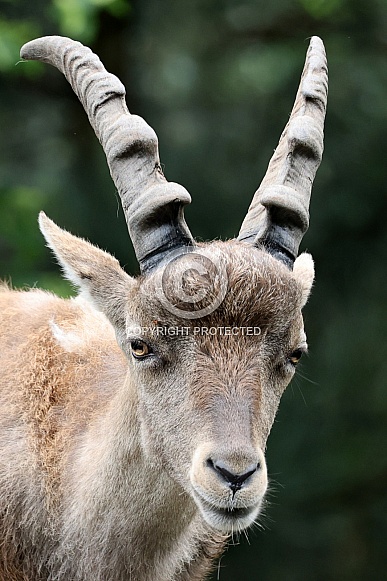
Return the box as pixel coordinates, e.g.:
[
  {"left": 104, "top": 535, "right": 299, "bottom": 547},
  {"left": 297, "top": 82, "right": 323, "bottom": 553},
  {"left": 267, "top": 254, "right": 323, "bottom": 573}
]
[
  {"left": 20, "top": 36, "right": 195, "bottom": 274},
  {"left": 238, "top": 36, "right": 328, "bottom": 268}
]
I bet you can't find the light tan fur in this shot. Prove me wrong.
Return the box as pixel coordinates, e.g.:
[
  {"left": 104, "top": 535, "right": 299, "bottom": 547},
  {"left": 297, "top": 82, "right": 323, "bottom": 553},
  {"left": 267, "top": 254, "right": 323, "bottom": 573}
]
[{"left": 0, "top": 216, "right": 314, "bottom": 580}]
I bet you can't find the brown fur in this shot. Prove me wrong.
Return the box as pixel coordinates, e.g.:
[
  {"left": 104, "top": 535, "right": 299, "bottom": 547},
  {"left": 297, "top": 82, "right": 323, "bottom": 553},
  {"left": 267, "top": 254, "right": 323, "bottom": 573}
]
[{"left": 0, "top": 223, "right": 314, "bottom": 580}]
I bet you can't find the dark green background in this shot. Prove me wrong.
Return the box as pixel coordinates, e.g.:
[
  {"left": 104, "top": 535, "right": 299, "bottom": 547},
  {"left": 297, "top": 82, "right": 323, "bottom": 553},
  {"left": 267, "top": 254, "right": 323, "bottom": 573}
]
[{"left": 1, "top": 1, "right": 387, "bottom": 579}]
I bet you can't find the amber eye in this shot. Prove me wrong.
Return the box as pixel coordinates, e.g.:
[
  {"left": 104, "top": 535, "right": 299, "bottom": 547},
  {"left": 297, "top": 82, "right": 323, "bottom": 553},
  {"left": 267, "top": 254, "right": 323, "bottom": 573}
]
[
  {"left": 130, "top": 339, "right": 152, "bottom": 359},
  {"left": 288, "top": 348, "right": 304, "bottom": 366}
]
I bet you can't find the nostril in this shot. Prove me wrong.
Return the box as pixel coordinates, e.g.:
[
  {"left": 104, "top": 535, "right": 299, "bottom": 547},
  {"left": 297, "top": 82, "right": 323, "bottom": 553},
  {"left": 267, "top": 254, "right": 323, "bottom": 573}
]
[
  {"left": 207, "top": 458, "right": 259, "bottom": 492},
  {"left": 206, "top": 458, "right": 216, "bottom": 471}
]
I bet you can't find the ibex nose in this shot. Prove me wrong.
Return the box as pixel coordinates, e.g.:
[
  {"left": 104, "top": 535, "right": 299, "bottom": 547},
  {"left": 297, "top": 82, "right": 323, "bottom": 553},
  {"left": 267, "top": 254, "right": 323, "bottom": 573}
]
[{"left": 207, "top": 458, "right": 259, "bottom": 494}]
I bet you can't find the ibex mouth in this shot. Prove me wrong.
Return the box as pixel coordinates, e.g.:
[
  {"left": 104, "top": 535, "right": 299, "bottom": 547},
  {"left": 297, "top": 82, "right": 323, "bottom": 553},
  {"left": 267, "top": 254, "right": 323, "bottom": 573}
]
[
  {"left": 194, "top": 493, "right": 262, "bottom": 533},
  {"left": 212, "top": 505, "right": 255, "bottom": 520}
]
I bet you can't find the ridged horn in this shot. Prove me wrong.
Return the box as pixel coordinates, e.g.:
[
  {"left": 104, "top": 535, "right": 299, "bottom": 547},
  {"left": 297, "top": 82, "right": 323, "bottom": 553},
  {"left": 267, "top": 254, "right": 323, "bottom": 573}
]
[
  {"left": 238, "top": 36, "right": 328, "bottom": 268},
  {"left": 20, "top": 36, "right": 195, "bottom": 274}
]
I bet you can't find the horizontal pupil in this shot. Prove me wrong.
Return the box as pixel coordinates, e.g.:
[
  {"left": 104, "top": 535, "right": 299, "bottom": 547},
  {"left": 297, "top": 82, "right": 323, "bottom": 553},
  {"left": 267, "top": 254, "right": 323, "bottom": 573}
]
[
  {"left": 131, "top": 340, "right": 149, "bottom": 357},
  {"left": 290, "top": 349, "right": 302, "bottom": 363}
]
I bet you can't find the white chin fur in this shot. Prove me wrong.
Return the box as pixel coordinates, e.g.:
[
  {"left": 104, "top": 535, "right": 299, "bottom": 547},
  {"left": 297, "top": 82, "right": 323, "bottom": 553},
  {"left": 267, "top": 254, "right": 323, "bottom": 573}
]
[{"left": 194, "top": 493, "right": 263, "bottom": 533}]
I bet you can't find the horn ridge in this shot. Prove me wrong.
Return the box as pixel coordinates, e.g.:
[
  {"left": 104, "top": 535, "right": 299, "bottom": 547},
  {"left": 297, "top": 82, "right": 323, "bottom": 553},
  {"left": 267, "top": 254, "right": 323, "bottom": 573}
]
[
  {"left": 238, "top": 36, "right": 328, "bottom": 267},
  {"left": 21, "top": 36, "right": 195, "bottom": 273}
]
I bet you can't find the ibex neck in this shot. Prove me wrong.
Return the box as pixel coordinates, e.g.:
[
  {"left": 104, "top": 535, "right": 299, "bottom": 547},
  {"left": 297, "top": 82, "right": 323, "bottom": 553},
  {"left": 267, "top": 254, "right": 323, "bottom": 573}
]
[{"left": 59, "top": 372, "right": 202, "bottom": 580}]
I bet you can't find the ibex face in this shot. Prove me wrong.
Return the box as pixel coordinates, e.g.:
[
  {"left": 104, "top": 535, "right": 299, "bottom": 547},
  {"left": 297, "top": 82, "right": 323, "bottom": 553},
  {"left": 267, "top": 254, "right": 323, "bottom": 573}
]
[
  {"left": 21, "top": 33, "right": 327, "bottom": 541},
  {"left": 40, "top": 215, "right": 314, "bottom": 534},
  {"left": 134, "top": 244, "right": 313, "bottom": 532}
]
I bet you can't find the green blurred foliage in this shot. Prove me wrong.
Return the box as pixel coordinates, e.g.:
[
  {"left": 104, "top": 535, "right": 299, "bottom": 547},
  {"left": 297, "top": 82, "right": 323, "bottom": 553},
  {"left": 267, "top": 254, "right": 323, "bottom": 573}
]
[
  {"left": 0, "top": 18, "right": 40, "bottom": 73},
  {"left": 52, "top": 0, "right": 130, "bottom": 42},
  {"left": 1, "top": 0, "right": 387, "bottom": 579}
]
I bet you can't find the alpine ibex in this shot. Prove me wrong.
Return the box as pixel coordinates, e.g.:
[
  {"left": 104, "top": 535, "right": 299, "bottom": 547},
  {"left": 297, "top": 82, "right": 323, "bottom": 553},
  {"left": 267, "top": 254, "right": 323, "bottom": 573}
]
[{"left": 0, "top": 36, "right": 327, "bottom": 580}]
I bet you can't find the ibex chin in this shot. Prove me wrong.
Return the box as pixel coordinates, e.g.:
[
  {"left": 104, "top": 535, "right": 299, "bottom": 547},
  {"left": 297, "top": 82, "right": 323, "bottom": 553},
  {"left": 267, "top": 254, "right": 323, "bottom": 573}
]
[{"left": 0, "top": 36, "right": 327, "bottom": 580}]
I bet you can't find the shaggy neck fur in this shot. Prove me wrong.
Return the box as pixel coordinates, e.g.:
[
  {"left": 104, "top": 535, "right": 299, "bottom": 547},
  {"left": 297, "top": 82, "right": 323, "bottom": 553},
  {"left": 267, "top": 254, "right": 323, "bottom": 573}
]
[{"left": 0, "top": 289, "right": 226, "bottom": 581}]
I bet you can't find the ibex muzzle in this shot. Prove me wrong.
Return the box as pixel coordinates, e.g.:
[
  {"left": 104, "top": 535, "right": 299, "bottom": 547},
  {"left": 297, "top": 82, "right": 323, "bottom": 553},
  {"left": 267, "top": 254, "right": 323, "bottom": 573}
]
[
  {"left": 191, "top": 443, "right": 267, "bottom": 531},
  {"left": 0, "top": 36, "right": 327, "bottom": 580}
]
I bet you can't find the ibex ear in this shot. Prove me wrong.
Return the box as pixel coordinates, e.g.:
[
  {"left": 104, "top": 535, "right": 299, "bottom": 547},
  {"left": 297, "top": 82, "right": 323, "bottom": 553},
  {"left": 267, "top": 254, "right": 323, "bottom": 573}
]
[
  {"left": 293, "top": 253, "right": 315, "bottom": 308},
  {"left": 39, "top": 212, "right": 134, "bottom": 328}
]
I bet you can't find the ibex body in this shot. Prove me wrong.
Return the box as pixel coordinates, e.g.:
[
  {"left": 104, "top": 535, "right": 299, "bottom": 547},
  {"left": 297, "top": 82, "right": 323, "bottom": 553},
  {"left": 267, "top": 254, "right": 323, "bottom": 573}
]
[{"left": 0, "top": 36, "right": 327, "bottom": 580}]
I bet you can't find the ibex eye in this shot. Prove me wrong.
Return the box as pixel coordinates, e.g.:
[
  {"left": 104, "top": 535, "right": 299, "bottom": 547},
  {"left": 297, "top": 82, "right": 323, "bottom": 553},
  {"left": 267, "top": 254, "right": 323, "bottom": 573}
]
[
  {"left": 288, "top": 348, "right": 304, "bottom": 366},
  {"left": 130, "top": 340, "right": 152, "bottom": 359}
]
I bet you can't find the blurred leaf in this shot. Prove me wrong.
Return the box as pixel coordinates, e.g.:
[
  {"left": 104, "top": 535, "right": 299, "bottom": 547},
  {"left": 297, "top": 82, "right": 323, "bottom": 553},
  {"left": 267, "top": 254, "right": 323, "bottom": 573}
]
[
  {"left": 299, "top": 0, "right": 346, "bottom": 18},
  {"left": 52, "top": 0, "right": 130, "bottom": 43},
  {"left": 0, "top": 18, "right": 42, "bottom": 74}
]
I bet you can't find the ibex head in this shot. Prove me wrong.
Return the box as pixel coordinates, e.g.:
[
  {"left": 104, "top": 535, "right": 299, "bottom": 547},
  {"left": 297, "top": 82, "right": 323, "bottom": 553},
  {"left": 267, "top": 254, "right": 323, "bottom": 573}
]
[{"left": 21, "top": 36, "right": 327, "bottom": 533}]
